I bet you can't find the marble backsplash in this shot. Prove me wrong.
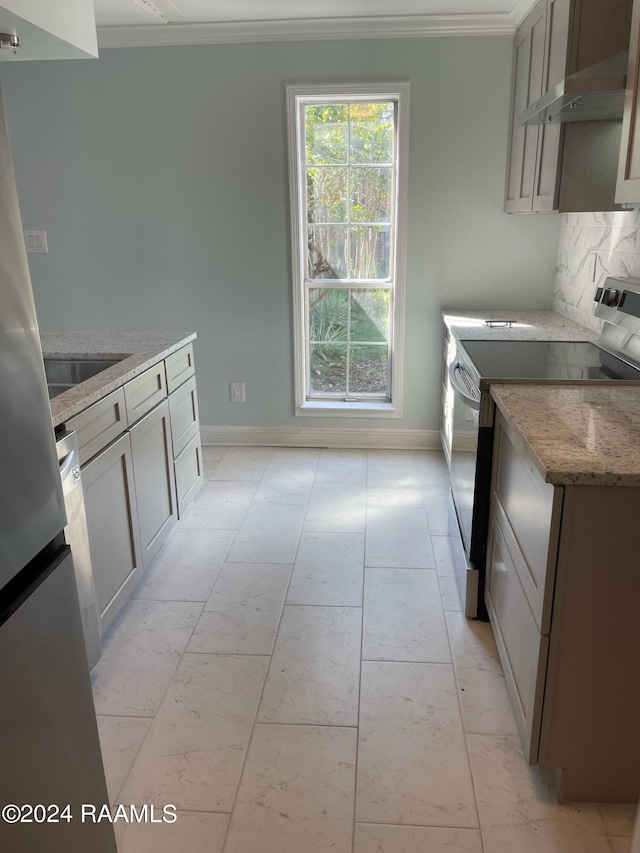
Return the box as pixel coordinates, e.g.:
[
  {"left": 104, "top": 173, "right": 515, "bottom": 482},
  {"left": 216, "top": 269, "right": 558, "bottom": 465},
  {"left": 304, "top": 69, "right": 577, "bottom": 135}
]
[{"left": 554, "top": 209, "right": 640, "bottom": 332}]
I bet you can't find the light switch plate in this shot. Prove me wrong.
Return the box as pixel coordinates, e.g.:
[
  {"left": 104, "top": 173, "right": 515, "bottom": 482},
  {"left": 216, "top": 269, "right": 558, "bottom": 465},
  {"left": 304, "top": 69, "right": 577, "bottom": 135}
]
[{"left": 24, "top": 230, "right": 48, "bottom": 253}]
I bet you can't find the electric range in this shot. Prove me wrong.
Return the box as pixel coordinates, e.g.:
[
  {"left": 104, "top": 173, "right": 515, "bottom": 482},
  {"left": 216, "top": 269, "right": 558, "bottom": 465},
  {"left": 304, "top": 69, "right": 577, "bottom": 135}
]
[{"left": 446, "top": 277, "right": 640, "bottom": 619}]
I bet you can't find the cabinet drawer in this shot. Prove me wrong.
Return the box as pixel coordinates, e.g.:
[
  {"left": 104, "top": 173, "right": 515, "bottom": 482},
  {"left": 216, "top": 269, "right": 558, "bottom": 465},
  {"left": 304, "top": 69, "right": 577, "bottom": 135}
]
[
  {"left": 486, "top": 513, "right": 548, "bottom": 763},
  {"left": 165, "top": 343, "right": 195, "bottom": 394},
  {"left": 174, "top": 432, "right": 204, "bottom": 518},
  {"left": 124, "top": 363, "right": 167, "bottom": 425},
  {"left": 67, "top": 387, "right": 127, "bottom": 466},
  {"left": 169, "top": 375, "right": 200, "bottom": 458},
  {"left": 492, "top": 415, "right": 561, "bottom": 632}
]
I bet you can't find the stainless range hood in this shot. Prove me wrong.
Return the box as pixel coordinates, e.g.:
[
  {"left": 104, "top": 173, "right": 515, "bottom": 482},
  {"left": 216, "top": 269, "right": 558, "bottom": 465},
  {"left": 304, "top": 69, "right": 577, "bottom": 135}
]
[{"left": 519, "top": 50, "right": 629, "bottom": 126}]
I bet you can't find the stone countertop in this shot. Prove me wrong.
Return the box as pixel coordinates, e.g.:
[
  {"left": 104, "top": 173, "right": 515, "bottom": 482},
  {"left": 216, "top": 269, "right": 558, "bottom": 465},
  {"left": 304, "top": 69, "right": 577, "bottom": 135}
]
[
  {"left": 491, "top": 383, "right": 640, "bottom": 487},
  {"left": 42, "top": 331, "right": 196, "bottom": 428},
  {"left": 442, "top": 309, "right": 596, "bottom": 342}
]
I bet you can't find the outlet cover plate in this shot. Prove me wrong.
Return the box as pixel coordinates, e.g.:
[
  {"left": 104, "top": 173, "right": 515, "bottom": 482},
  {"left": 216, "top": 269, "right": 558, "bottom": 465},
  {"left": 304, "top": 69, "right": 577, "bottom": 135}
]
[
  {"left": 24, "top": 230, "right": 48, "bottom": 253},
  {"left": 230, "top": 382, "right": 245, "bottom": 403}
]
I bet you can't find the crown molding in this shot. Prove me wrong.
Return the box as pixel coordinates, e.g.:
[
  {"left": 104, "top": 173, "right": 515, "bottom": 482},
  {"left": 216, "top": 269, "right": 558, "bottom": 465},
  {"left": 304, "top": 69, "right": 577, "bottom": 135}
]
[
  {"left": 510, "top": 0, "right": 538, "bottom": 27},
  {"left": 97, "top": 13, "right": 515, "bottom": 49}
]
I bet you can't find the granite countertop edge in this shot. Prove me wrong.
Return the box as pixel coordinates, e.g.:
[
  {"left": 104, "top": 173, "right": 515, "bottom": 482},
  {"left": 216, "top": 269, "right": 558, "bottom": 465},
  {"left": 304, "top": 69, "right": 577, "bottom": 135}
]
[
  {"left": 43, "top": 331, "right": 197, "bottom": 428},
  {"left": 490, "top": 383, "right": 640, "bottom": 488},
  {"left": 442, "top": 309, "right": 597, "bottom": 342}
]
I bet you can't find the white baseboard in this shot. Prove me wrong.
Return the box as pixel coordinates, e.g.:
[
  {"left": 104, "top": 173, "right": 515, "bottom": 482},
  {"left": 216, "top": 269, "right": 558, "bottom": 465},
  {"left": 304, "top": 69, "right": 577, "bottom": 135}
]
[{"left": 200, "top": 424, "right": 441, "bottom": 450}]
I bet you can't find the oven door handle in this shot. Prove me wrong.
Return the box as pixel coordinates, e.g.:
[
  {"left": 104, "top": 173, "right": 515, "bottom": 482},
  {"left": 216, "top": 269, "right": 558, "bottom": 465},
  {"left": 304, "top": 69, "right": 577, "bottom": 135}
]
[{"left": 448, "top": 362, "right": 481, "bottom": 411}]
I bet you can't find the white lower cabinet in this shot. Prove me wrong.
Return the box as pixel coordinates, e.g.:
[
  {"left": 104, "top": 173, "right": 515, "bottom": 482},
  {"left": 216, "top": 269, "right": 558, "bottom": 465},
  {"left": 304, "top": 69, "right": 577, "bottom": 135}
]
[
  {"left": 167, "top": 367, "right": 203, "bottom": 518},
  {"left": 68, "top": 344, "right": 202, "bottom": 635},
  {"left": 486, "top": 410, "right": 640, "bottom": 802},
  {"left": 174, "top": 431, "right": 204, "bottom": 517},
  {"left": 82, "top": 432, "right": 143, "bottom": 635},
  {"left": 486, "top": 515, "right": 549, "bottom": 763},
  {"left": 130, "top": 399, "right": 177, "bottom": 569}
]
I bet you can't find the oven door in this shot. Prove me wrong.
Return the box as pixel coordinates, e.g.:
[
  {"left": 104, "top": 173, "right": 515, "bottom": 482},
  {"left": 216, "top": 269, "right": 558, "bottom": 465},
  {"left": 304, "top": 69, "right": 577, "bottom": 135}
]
[
  {"left": 448, "top": 358, "right": 493, "bottom": 619},
  {"left": 448, "top": 360, "right": 480, "bottom": 560}
]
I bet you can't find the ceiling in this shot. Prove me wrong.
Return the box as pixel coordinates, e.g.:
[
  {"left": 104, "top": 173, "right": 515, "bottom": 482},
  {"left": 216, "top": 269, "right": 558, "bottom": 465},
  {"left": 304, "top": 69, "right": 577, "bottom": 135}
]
[{"left": 94, "top": 0, "right": 536, "bottom": 48}]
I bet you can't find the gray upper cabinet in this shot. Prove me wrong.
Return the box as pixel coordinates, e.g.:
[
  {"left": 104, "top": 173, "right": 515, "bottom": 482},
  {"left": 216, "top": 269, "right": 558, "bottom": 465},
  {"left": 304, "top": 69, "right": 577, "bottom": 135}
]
[
  {"left": 506, "top": 0, "right": 632, "bottom": 213},
  {"left": 616, "top": 0, "right": 640, "bottom": 202},
  {"left": 505, "top": 0, "right": 548, "bottom": 213},
  {"left": 533, "top": 0, "right": 571, "bottom": 211}
]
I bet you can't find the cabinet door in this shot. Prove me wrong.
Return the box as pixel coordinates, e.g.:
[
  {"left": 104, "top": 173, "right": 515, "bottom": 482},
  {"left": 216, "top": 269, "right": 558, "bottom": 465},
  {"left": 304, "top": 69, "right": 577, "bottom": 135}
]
[
  {"left": 505, "top": 0, "right": 547, "bottom": 213},
  {"left": 533, "top": 0, "right": 571, "bottom": 211},
  {"left": 175, "top": 432, "right": 204, "bottom": 518},
  {"left": 491, "top": 415, "right": 561, "bottom": 633},
  {"left": 130, "top": 399, "right": 177, "bottom": 568},
  {"left": 616, "top": 0, "right": 640, "bottom": 203},
  {"left": 486, "top": 514, "right": 549, "bottom": 763},
  {"left": 83, "top": 433, "right": 143, "bottom": 635},
  {"left": 169, "top": 374, "right": 200, "bottom": 458}
]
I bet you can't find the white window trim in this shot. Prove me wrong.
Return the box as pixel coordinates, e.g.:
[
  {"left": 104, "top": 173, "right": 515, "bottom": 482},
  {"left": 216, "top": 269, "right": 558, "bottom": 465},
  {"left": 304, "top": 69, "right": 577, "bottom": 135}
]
[{"left": 286, "top": 82, "right": 410, "bottom": 419}]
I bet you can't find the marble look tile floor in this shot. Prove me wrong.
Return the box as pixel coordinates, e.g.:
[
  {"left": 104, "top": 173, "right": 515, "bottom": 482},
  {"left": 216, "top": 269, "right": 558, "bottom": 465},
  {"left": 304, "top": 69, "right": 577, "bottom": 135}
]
[{"left": 93, "top": 446, "right": 636, "bottom": 853}]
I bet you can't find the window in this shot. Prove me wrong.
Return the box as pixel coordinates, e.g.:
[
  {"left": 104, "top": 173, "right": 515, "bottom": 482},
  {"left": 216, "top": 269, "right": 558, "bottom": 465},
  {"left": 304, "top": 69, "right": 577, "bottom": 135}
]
[{"left": 287, "top": 84, "right": 409, "bottom": 416}]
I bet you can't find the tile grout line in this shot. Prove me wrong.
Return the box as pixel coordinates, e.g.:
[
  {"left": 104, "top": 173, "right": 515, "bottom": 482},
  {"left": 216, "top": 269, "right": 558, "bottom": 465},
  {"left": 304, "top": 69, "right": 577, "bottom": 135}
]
[
  {"left": 219, "top": 448, "right": 318, "bottom": 853},
  {"left": 355, "top": 818, "right": 484, "bottom": 830},
  {"left": 101, "top": 449, "right": 494, "bottom": 849},
  {"left": 97, "top": 711, "right": 153, "bottom": 720},
  {"left": 111, "top": 447, "right": 252, "bottom": 835},
  {"left": 436, "top": 552, "right": 486, "bottom": 853},
  {"left": 135, "top": 523, "right": 239, "bottom": 608},
  {"left": 351, "top": 449, "right": 370, "bottom": 853},
  {"left": 109, "top": 601, "right": 209, "bottom": 806},
  {"left": 216, "top": 446, "right": 288, "bottom": 853},
  {"left": 257, "top": 720, "right": 359, "bottom": 729}
]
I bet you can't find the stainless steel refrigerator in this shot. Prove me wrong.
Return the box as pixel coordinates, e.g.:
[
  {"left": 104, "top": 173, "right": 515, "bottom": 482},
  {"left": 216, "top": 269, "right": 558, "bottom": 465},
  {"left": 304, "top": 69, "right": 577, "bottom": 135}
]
[{"left": 0, "top": 86, "right": 117, "bottom": 852}]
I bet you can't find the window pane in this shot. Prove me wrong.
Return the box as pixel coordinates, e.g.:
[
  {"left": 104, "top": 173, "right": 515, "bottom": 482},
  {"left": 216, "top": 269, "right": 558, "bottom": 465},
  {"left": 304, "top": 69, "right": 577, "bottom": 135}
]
[
  {"left": 308, "top": 225, "right": 347, "bottom": 279},
  {"left": 293, "top": 89, "right": 403, "bottom": 406},
  {"left": 306, "top": 104, "right": 348, "bottom": 165},
  {"left": 350, "top": 103, "right": 394, "bottom": 164},
  {"left": 309, "top": 288, "right": 348, "bottom": 342},
  {"left": 349, "top": 226, "right": 390, "bottom": 279},
  {"left": 351, "top": 167, "right": 392, "bottom": 223},
  {"left": 307, "top": 167, "right": 347, "bottom": 223},
  {"left": 350, "top": 289, "right": 390, "bottom": 342},
  {"left": 309, "top": 344, "right": 347, "bottom": 394},
  {"left": 349, "top": 345, "right": 388, "bottom": 394}
]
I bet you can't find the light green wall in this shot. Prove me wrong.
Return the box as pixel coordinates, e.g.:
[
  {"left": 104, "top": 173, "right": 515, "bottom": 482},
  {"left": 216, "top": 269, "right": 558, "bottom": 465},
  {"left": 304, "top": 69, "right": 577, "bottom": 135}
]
[{"left": 0, "top": 37, "right": 560, "bottom": 431}]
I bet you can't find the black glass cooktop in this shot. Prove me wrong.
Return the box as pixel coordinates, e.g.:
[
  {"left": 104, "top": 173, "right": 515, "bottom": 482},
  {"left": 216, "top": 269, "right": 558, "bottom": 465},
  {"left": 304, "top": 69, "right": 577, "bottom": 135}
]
[{"left": 459, "top": 340, "right": 640, "bottom": 386}]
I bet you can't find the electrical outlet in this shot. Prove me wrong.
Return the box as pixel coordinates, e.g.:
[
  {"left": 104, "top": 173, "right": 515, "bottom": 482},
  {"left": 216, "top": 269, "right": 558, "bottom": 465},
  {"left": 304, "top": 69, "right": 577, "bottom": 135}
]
[
  {"left": 24, "top": 230, "right": 48, "bottom": 253},
  {"left": 230, "top": 382, "right": 245, "bottom": 403}
]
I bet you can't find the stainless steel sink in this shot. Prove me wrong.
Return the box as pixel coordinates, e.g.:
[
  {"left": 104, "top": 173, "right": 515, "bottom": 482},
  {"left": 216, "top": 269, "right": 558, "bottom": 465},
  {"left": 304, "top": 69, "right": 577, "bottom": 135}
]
[{"left": 44, "top": 358, "right": 123, "bottom": 399}]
